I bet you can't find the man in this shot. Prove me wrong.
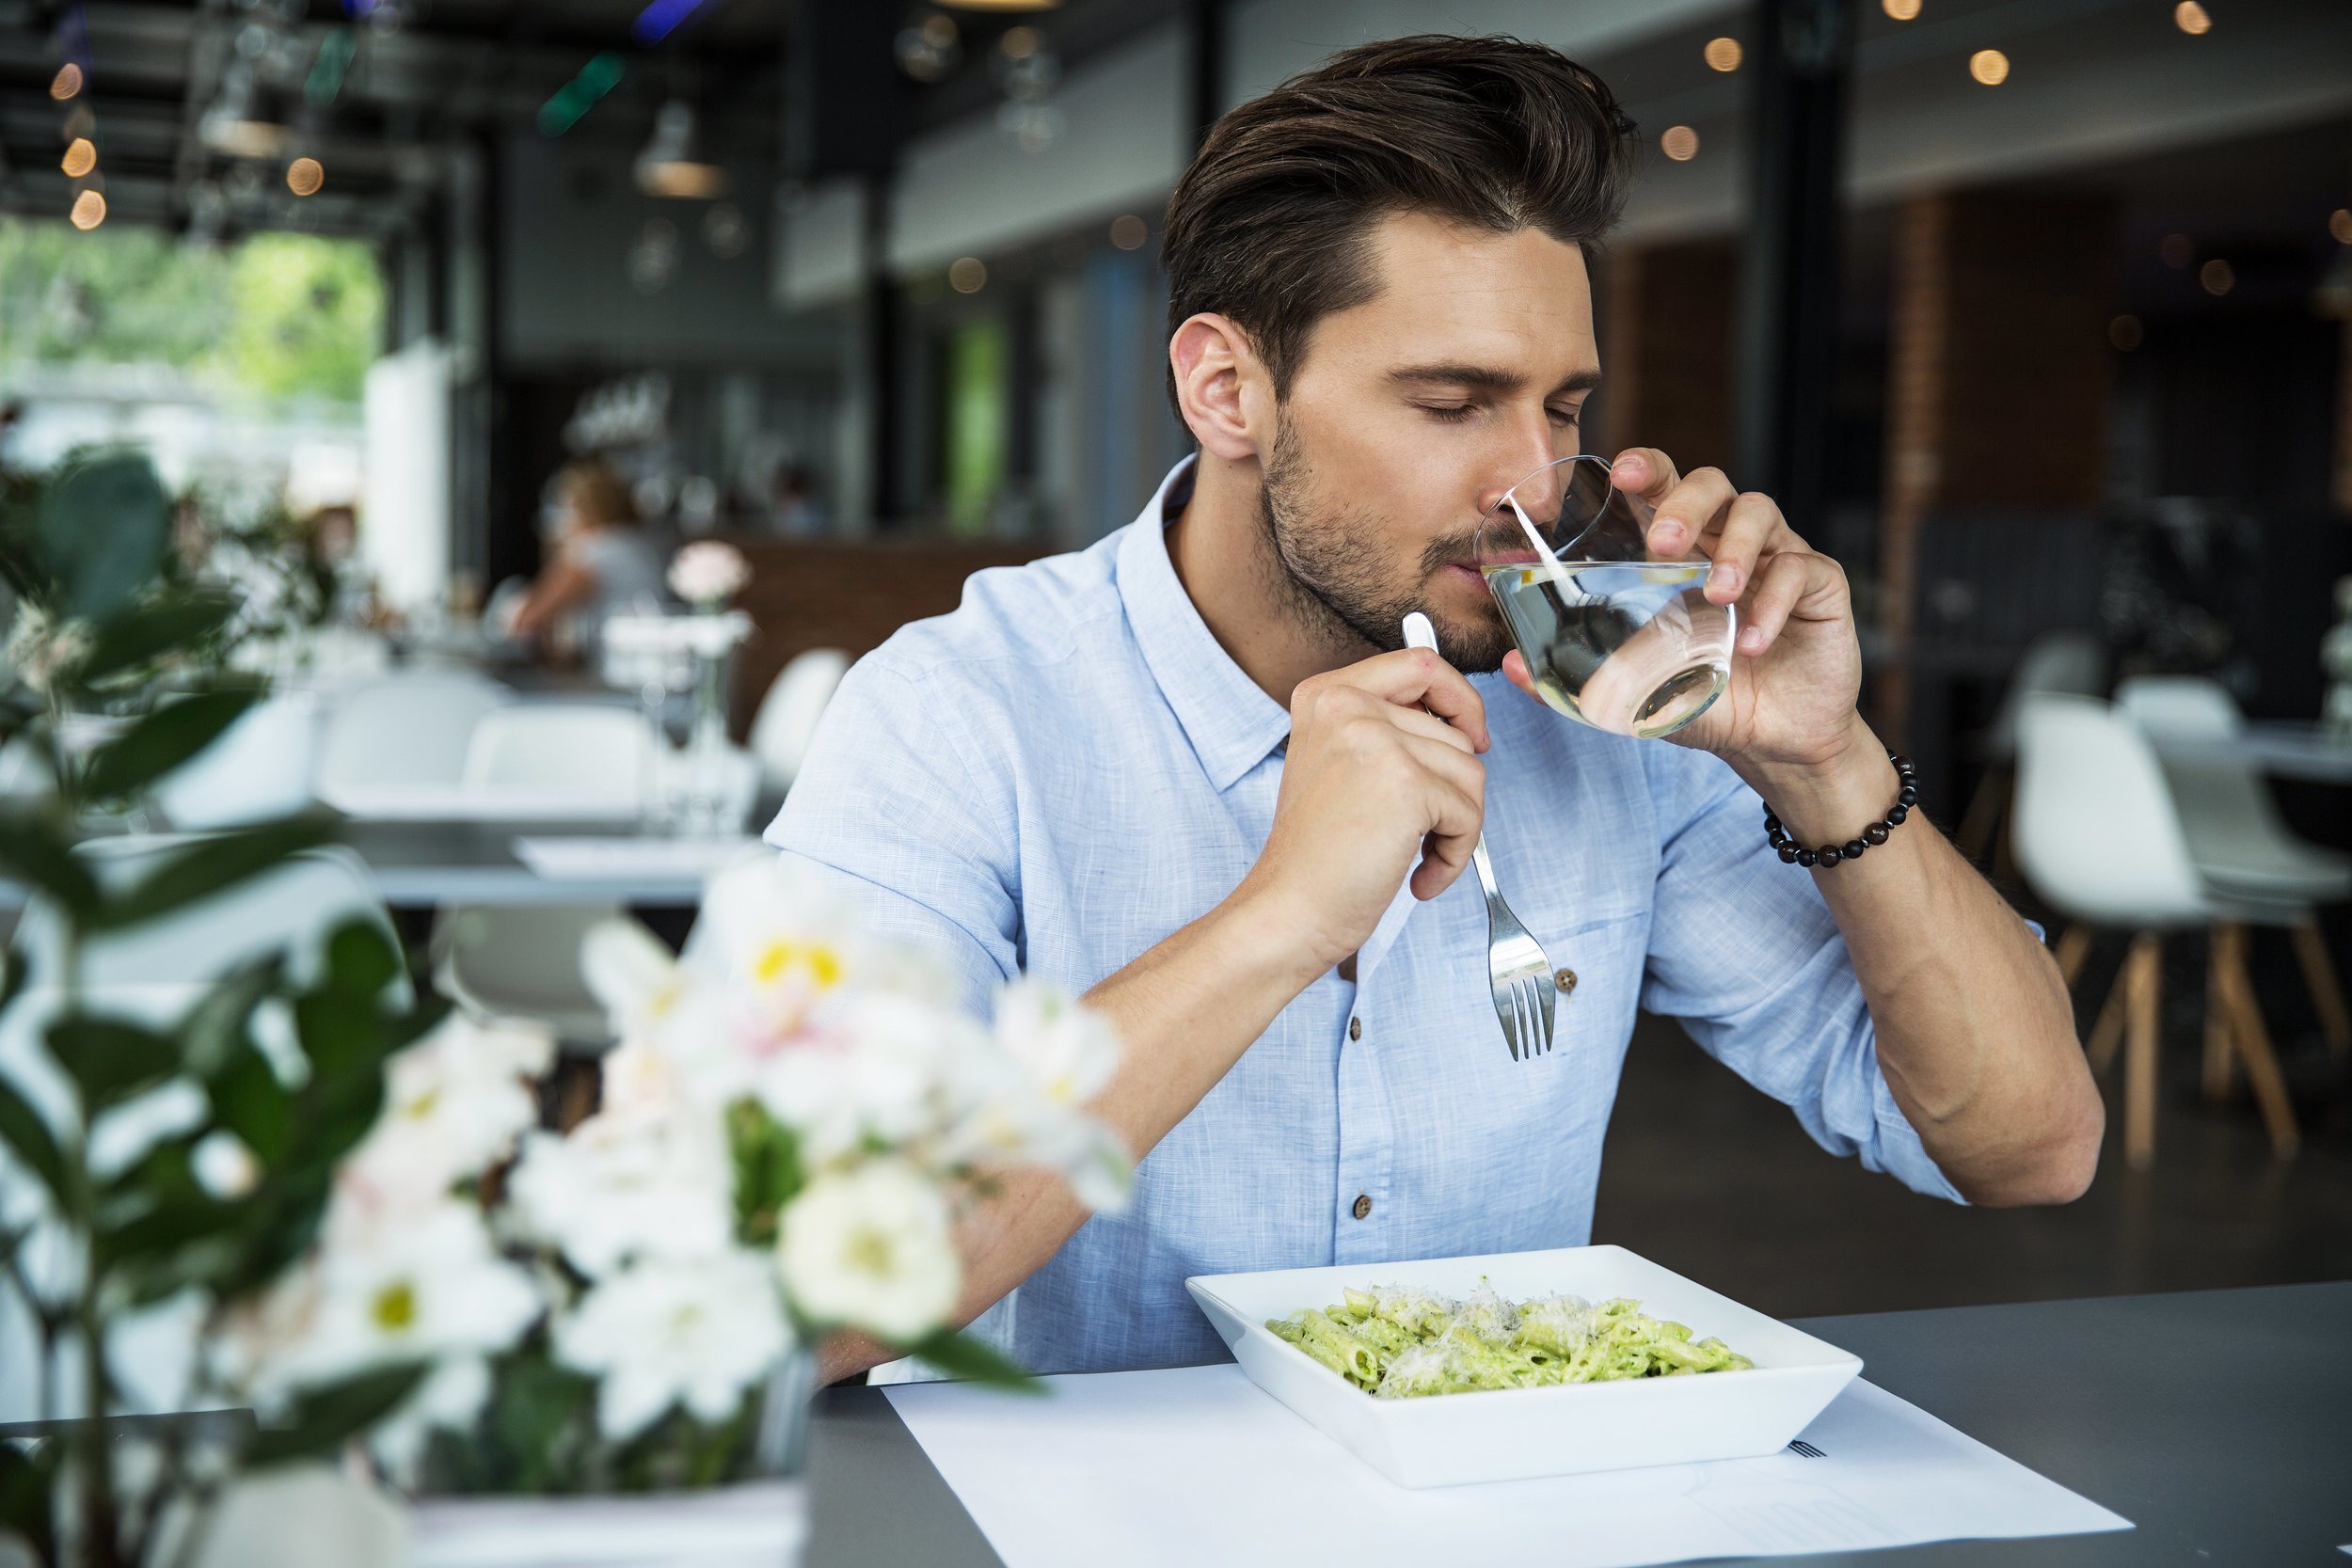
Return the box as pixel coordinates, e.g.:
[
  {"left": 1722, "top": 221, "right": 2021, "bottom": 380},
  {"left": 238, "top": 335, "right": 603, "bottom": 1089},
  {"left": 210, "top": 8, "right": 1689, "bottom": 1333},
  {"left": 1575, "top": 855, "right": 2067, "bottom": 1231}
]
[{"left": 772, "top": 35, "right": 2101, "bottom": 1383}]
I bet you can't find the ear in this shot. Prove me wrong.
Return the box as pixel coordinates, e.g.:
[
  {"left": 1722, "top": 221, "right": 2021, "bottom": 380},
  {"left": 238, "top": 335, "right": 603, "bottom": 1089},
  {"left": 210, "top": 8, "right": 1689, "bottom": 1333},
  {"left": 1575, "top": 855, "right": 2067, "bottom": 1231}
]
[{"left": 1168, "top": 312, "right": 1270, "bottom": 463}]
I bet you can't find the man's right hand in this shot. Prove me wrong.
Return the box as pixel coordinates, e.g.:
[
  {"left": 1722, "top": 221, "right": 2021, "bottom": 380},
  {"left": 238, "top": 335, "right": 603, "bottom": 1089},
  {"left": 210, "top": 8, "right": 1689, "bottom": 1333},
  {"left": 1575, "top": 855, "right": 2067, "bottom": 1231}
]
[{"left": 1232, "top": 646, "right": 1490, "bottom": 976}]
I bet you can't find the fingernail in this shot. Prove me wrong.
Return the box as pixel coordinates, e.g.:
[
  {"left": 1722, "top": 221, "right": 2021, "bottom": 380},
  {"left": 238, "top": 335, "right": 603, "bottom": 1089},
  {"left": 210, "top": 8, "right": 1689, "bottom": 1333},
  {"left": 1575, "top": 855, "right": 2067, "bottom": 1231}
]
[
  {"left": 1710, "top": 562, "right": 1740, "bottom": 594},
  {"left": 1652, "top": 521, "right": 1685, "bottom": 549},
  {"left": 1739, "top": 627, "right": 1764, "bottom": 654}
]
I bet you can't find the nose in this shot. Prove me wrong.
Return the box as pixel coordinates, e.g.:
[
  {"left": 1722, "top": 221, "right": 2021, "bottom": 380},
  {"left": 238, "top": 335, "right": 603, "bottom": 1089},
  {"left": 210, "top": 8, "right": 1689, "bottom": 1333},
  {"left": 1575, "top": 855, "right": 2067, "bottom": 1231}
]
[{"left": 1472, "top": 418, "right": 1570, "bottom": 521}]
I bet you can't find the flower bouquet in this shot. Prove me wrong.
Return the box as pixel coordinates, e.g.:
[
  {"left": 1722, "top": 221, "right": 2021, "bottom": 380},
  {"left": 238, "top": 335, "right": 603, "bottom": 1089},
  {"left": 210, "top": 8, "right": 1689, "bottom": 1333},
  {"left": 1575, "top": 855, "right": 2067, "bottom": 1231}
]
[{"left": 209, "top": 856, "right": 1132, "bottom": 1565}]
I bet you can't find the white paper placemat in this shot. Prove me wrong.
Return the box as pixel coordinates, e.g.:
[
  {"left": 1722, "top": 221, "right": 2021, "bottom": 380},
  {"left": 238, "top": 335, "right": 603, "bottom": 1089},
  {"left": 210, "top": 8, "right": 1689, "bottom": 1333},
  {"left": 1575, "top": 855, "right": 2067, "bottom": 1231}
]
[
  {"left": 885, "top": 1365, "right": 2130, "bottom": 1568},
  {"left": 512, "top": 835, "right": 765, "bottom": 881}
]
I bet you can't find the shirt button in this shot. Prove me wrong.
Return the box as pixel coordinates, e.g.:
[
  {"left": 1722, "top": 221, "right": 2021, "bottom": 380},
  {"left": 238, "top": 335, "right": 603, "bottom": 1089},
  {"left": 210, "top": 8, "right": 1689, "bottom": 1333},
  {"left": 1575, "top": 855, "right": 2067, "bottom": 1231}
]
[
  {"left": 1347, "top": 1016, "right": 1362, "bottom": 1041},
  {"left": 1555, "top": 968, "right": 1579, "bottom": 994},
  {"left": 1352, "top": 1194, "right": 1373, "bottom": 1221}
]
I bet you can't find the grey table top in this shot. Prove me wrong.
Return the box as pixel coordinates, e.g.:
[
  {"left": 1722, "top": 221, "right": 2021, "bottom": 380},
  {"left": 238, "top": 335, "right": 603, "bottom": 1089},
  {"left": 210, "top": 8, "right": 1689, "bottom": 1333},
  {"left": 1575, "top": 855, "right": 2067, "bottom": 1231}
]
[
  {"left": 2153, "top": 721, "right": 2352, "bottom": 785},
  {"left": 341, "top": 818, "right": 742, "bottom": 907},
  {"left": 803, "top": 1281, "right": 2352, "bottom": 1567}
]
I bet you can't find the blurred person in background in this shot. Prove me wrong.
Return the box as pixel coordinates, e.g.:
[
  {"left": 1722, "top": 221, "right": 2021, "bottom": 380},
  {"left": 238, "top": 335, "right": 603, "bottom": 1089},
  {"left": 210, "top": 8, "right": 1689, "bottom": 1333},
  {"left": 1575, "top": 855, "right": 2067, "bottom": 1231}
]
[
  {"left": 771, "top": 464, "right": 826, "bottom": 537},
  {"left": 504, "top": 457, "right": 668, "bottom": 659}
]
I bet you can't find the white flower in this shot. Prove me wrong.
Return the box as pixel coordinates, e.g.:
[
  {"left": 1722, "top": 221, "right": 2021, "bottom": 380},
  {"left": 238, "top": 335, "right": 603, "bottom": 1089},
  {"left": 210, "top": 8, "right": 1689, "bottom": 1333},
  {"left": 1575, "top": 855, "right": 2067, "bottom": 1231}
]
[
  {"left": 339, "top": 1014, "right": 553, "bottom": 1208},
  {"left": 580, "top": 921, "right": 757, "bottom": 1102},
  {"left": 699, "top": 858, "right": 956, "bottom": 1034},
  {"left": 667, "top": 541, "right": 750, "bottom": 606},
  {"left": 752, "top": 991, "right": 978, "bottom": 1164},
  {"left": 504, "top": 1093, "right": 734, "bottom": 1279},
  {"left": 257, "top": 1200, "right": 540, "bottom": 1401},
  {"left": 554, "top": 1250, "right": 792, "bottom": 1442},
  {"left": 777, "top": 1159, "right": 961, "bottom": 1344},
  {"left": 992, "top": 980, "right": 1120, "bottom": 1111}
]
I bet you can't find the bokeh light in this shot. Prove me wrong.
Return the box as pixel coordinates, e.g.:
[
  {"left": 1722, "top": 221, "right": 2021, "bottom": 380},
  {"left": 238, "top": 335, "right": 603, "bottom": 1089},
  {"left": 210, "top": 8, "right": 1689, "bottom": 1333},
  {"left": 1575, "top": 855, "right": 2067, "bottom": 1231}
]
[
  {"left": 287, "top": 156, "right": 326, "bottom": 197},
  {"left": 1704, "top": 38, "right": 1742, "bottom": 72},
  {"left": 948, "top": 257, "right": 988, "bottom": 293},
  {"left": 70, "top": 189, "right": 106, "bottom": 230},
  {"left": 50, "top": 62, "right": 83, "bottom": 100},
  {"left": 2173, "top": 2, "right": 2212, "bottom": 36},
  {"left": 1969, "top": 50, "right": 2010, "bottom": 86},
  {"left": 2328, "top": 209, "right": 2352, "bottom": 245},
  {"left": 2199, "top": 259, "right": 2234, "bottom": 295},
  {"left": 1661, "top": 125, "right": 1701, "bottom": 162},
  {"left": 1882, "top": 0, "right": 1921, "bottom": 20},
  {"left": 60, "top": 137, "right": 97, "bottom": 178},
  {"left": 1108, "top": 214, "right": 1148, "bottom": 250},
  {"left": 2107, "top": 315, "right": 2143, "bottom": 351}
]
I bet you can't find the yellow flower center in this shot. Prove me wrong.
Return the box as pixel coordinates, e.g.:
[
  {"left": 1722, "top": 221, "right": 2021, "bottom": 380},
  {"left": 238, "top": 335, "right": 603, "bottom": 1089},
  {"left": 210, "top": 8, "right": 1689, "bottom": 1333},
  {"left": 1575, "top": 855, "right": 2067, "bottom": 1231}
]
[
  {"left": 846, "top": 1228, "right": 895, "bottom": 1277},
  {"left": 754, "top": 940, "right": 843, "bottom": 990},
  {"left": 373, "top": 1281, "right": 418, "bottom": 1332},
  {"left": 404, "top": 1088, "right": 439, "bottom": 1120}
]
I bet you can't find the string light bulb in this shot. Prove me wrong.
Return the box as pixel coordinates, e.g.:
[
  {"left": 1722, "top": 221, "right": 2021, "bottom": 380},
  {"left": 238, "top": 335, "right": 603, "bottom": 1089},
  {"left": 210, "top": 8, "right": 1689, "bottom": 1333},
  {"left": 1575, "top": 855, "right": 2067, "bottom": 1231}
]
[
  {"left": 2173, "top": 2, "right": 2211, "bottom": 35},
  {"left": 287, "top": 156, "right": 325, "bottom": 196},
  {"left": 1968, "top": 49, "right": 2010, "bottom": 86},
  {"left": 1703, "top": 38, "right": 1742, "bottom": 72},
  {"left": 60, "top": 137, "right": 97, "bottom": 178},
  {"left": 70, "top": 189, "right": 106, "bottom": 230},
  {"left": 1661, "top": 125, "right": 1700, "bottom": 162}
]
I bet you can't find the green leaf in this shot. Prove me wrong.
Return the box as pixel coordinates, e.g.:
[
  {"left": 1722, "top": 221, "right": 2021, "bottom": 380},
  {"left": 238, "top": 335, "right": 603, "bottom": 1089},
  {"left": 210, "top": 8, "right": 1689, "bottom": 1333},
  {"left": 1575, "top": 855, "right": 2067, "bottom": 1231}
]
[
  {"left": 0, "top": 1077, "right": 68, "bottom": 1203},
  {"left": 323, "top": 919, "right": 401, "bottom": 999},
  {"left": 898, "top": 1329, "right": 1042, "bottom": 1391},
  {"left": 244, "top": 1363, "right": 428, "bottom": 1469},
  {"left": 79, "top": 590, "right": 241, "bottom": 683},
  {"left": 0, "top": 810, "right": 100, "bottom": 918},
  {"left": 0, "top": 1436, "right": 57, "bottom": 1565},
  {"left": 178, "top": 956, "right": 285, "bottom": 1083},
  {"left": 728, "top": 1100, "right": 803, "bottom": 1247},
  {"left": 36, "top": 451, "right": 170, "bottom": 620},
  {"left": 207, "top": 1043, "right": 292, "bottom": 1165},
  {"left": 80, "top": 688, "right": 260, "bottom": 801},
  {"left": 48, "top": 1016, "right": 179, "bottom": 1111},
  {"left": 89, "top": 814, "right": 340, "bottom": 932}
]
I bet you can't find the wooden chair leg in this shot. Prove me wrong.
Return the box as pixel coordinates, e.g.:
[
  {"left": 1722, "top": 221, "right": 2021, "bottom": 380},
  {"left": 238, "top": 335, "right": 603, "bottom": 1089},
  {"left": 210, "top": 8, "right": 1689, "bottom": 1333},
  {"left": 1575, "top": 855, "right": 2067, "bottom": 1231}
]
[
  {"left": 1956, "top": 764, "right": 2010, "bottom": 863},
  {"left": 2216, "top": 936, "right": 2300, "bottom": 1159},
  {"left": 2053, "top": 924, "right": 2093, "bottom": 990},
  {"left": 2123, "top": 934, "right": 2161, "bottom": 1169},
  {"left": 2086, "top": 947, "right": 2133, "bottom": 1074},
  {"left": 2289, "top": 919, "right": 2351, "bottom": 1058},
  {"left": 2203, "top": 925, "right": 2238, "bottom": 1101}
]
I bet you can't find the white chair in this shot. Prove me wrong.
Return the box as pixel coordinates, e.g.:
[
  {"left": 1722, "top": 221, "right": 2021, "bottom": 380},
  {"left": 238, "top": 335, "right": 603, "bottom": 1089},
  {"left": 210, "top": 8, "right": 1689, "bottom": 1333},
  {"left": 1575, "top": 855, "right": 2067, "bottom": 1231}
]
[
  {"left": 436, "top": 706, "right": 665, "bottom": 1051},
  {"left": 3, "top": 841, "right": 400, "bottom": 1421},
  {"left": 152, "top": 691, "right": 322, "bottom": 830},
  {"left": 316, "top": 672, "right": 509, "bottom": 804},
  {"left": 1956, "top": 633, "right": 2105, "bottom": 863},
  {"left": 2014, "top": 694, "right": 2300, "bottom": 1165},
  {"left": 460, "top": 704, "right": 662, "bottom": 808},
  {"left": 2116, "top": 676, "right": 2350, "bottom": 1068},
  {"left": 747, "top": 649, "right": 850, "bottom": 795}
]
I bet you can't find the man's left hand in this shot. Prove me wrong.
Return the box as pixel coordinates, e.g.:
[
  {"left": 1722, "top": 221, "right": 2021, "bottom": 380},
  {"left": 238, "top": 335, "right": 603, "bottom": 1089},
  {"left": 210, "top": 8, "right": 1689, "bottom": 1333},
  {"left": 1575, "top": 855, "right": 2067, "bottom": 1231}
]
[{"left": 1501, "top": 447, "right": 1867, "bottom": 776}]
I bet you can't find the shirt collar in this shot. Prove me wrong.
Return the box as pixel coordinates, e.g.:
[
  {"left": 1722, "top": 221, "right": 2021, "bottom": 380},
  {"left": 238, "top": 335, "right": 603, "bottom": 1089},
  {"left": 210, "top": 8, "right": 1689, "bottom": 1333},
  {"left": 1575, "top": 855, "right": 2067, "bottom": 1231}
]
[{"left": 1118, "top": 456, "right": 1293, "bottom": 792}]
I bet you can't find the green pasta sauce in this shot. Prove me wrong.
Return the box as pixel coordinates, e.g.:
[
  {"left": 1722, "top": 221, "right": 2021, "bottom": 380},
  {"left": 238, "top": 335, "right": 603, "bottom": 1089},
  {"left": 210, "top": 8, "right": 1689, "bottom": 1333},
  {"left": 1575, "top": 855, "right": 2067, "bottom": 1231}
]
[{"left": 1263, "top": 1283, "right": 1753, "bottom": 1397}]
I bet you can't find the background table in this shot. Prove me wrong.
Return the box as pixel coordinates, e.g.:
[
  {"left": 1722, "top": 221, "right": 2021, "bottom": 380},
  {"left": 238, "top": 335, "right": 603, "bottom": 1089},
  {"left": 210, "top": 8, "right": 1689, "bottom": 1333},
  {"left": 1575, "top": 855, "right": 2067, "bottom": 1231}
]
[
  {"left": 342, "top": 819, "right": 745, "bottom": 909},
  {"left": 802, "top": 1281, "right": 2352, "bottom": 1567},
  {"left": 2153, "top": 721, "right": 2352, "bottom": 785}
]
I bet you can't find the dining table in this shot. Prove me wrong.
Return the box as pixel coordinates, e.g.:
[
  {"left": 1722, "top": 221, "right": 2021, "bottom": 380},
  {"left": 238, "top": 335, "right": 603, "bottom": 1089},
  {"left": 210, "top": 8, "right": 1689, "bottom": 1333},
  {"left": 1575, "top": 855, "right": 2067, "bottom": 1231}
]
[
  {"left": 2150, "top": 720, "right": 2352, "bottom": 785},
  {"left": 801, "top": 1280, "right": 2352, "bottom": 1567}
]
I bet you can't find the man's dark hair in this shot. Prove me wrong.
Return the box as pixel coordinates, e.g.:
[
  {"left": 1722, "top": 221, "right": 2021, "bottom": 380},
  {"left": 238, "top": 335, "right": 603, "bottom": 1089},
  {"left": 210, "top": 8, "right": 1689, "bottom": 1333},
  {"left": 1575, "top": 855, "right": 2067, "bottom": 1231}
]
[{"left": 1161, "top": 34, "right": 1638, "bottom": 417}]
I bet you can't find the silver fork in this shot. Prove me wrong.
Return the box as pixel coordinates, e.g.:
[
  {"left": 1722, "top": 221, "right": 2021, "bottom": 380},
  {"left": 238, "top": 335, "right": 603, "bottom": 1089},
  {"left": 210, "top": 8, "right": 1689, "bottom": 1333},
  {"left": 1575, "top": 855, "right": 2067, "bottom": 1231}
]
[{"left": 1402, "top": 614, "right": 1558, "bottom": 1061}]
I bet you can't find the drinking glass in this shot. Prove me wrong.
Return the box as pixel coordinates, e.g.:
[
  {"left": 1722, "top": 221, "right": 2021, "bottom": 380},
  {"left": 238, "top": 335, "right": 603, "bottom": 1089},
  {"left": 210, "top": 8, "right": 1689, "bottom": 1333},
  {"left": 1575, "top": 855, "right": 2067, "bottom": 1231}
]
[{"left": 1474, "top": 454, "right": 1734, "bottom": 739}]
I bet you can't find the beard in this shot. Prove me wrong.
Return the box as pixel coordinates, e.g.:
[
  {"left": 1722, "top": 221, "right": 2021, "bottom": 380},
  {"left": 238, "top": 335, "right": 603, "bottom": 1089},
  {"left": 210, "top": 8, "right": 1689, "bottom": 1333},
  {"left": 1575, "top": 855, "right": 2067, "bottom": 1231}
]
[{"left": 1256, "top": 418, "right": 1514, "bottom": 673}]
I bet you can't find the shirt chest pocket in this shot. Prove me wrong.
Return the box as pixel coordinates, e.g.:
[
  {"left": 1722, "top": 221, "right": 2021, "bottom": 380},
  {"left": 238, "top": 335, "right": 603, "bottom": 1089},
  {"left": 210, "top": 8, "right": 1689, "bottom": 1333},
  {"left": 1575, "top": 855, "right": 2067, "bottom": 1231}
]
[{"left": 1526, "top": 907, "right": 1649, "bottom": 1054}]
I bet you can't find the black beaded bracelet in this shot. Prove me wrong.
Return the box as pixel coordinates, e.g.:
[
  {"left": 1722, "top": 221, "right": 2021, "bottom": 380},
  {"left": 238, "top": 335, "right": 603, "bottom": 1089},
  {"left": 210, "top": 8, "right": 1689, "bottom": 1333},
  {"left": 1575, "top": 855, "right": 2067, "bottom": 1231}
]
[{"left": 1763, "top": 750, "right": 1917, "bottom": 868}]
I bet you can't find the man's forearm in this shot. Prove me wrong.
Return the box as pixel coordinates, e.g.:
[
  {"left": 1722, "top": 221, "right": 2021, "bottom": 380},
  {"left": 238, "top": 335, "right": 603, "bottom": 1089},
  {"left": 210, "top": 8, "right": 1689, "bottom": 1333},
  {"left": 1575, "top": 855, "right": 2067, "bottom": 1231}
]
[
  {"left": 817, "top": 885, "right": 1329, "bottom": 1385},
  {"left": 1740, "top": 724, "right": 2103, "bottom": 1206}
]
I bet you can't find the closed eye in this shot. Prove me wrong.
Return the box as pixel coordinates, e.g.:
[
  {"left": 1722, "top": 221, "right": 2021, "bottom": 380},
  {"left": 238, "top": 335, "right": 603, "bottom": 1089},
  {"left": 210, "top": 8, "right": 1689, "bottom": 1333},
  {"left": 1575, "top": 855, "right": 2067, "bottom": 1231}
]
[{"left": 1418, "top": 404, "right": 1478, "bottom": 423}]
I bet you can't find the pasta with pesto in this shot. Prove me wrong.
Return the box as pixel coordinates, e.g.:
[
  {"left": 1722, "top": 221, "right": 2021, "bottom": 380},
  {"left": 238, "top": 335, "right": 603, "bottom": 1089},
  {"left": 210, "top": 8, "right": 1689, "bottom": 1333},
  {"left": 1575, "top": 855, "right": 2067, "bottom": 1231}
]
[{"left": 1263, "top": 1283, "right": 1752, "bottom": 1398}]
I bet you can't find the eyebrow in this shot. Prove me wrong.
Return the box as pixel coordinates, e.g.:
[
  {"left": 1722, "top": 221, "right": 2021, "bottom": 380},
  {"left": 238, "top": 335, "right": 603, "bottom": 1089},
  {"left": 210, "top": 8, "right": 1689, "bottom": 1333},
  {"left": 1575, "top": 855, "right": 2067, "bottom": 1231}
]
[{"left": 1387, "top": 364, "right": 1604, "bottom": 398}]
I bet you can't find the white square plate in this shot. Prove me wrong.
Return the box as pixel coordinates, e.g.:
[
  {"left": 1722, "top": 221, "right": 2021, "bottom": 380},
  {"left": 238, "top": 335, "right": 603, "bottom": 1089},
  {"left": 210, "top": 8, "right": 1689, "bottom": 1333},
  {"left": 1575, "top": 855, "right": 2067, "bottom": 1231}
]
[{"left": 1184, "top": 1244, "right": 1863, "bottom": 1489}]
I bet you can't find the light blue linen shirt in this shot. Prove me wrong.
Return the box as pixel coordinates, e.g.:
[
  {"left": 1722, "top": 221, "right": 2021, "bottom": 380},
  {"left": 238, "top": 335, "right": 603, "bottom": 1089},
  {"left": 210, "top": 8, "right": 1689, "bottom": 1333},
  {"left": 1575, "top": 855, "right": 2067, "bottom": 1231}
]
[{"left": 767, "top": 458, "right": 1968, "bottom": 1376}]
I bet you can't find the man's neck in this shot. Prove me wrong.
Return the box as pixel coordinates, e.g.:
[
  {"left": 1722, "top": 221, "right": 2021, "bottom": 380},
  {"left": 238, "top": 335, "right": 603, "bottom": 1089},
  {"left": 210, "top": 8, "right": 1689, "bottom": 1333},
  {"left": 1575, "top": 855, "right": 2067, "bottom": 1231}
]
[{"left": 1164, "top": 451, "right": 1375, "bottom": 709}]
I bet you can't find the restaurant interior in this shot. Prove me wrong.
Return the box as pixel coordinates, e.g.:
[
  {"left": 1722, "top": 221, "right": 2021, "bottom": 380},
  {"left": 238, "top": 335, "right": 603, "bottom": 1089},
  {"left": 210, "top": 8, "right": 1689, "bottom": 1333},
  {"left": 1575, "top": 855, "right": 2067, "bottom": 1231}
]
[{"left": 0, "top": 0, "right": 2347, "bottom": 1564}]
